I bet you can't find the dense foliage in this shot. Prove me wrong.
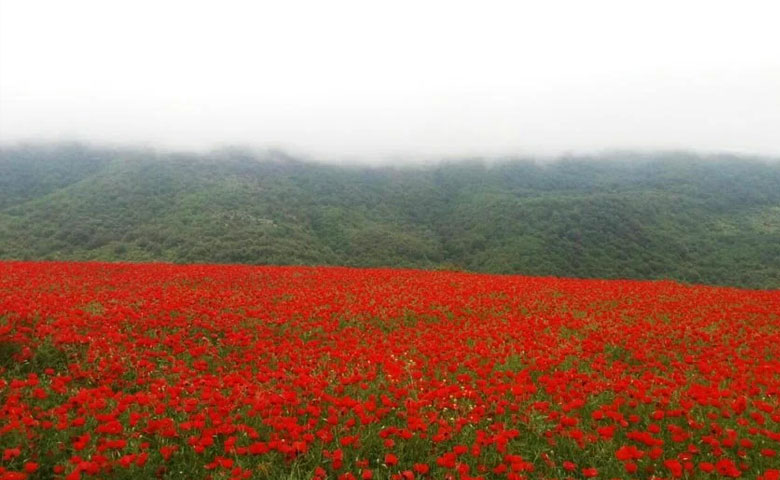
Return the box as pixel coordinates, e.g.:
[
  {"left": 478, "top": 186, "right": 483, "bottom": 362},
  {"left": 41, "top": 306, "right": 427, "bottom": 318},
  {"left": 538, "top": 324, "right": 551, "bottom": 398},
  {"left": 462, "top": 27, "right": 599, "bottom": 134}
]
[
  {"left": 1, "top": 262, "right": 779, "bottom": 479},
  {"left": 0, "top": 144, "right": 778, "bottom": 288}
]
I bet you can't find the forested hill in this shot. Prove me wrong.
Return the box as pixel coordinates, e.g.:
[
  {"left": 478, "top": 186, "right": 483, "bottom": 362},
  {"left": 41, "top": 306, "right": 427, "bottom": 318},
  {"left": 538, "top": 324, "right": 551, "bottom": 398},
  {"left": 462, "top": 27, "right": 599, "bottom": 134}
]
[{"left": 1, "top": 144, "right": 778, "bottom": 288}]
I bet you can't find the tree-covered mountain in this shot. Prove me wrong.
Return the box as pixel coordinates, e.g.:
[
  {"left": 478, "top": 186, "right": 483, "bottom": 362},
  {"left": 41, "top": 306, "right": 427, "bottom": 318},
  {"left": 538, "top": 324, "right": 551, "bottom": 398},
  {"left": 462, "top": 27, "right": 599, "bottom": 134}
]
[{"left": 1, "top": 143, "right": 778, "bottom": 288}]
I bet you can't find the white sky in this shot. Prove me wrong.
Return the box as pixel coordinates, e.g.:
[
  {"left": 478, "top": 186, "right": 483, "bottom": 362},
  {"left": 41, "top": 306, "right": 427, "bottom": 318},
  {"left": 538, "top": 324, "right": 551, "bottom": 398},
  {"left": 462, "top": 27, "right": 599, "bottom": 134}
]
[{"left": 1, "top": 0, "right": 779, "bottom": 161}]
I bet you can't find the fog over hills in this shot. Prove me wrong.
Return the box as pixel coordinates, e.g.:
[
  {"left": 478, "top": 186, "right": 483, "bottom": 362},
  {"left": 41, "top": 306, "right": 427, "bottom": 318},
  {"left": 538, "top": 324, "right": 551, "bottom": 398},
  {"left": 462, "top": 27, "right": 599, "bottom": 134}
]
[
  {"left": 3, "top": 0, "right": 779, "bottom": 285},
  {"left": 3, "top": 1, "right": 780, "bottom": 160},
  {"left": 1, "top": 143, "right": 778, "bottom": 288}
]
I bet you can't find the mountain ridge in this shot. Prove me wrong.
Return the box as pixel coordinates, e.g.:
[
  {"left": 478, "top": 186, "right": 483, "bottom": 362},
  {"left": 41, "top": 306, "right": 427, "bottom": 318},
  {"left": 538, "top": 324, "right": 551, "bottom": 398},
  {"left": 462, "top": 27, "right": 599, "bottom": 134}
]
[{"left": 1, "top": 143, "right": 778, "bottom": 288}]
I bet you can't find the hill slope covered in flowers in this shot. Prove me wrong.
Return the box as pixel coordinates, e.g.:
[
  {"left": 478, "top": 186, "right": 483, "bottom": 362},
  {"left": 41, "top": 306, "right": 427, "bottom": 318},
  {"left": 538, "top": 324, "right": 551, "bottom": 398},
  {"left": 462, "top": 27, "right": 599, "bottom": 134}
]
[{"left": 1, "top": 262, "right": 779, "bottom": 479}]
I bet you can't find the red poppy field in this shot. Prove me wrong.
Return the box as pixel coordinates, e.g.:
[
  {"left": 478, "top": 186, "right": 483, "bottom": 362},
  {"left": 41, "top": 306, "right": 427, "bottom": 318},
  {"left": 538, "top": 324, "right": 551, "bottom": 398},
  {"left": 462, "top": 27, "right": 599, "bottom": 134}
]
[{"left": 1, "top": 262, "right": 779, "bottom": 480}]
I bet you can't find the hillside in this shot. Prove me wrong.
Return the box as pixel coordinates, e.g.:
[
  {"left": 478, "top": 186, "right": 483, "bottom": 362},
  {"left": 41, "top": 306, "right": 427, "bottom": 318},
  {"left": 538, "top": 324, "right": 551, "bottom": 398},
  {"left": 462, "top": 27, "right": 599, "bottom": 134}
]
[
  {"left": 2, "top": 262, "right": 779, "bottom": 478},
  {"left": 1, "top": 143, "right": 778, "bottom": 288}
]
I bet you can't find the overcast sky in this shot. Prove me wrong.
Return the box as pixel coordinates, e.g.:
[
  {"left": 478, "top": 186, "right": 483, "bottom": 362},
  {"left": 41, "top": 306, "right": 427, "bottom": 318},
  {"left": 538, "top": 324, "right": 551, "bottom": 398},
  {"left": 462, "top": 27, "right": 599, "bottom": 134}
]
[{"left": 1, "top": 0, "right": 779, "bottom": 161}]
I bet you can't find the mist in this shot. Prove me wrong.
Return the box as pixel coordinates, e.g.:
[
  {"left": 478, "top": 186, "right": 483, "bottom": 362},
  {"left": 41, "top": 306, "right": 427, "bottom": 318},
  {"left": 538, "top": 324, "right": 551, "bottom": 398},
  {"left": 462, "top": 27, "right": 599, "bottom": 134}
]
[{"left": 1, "top": 0, "right": 779, "bottom": 163}]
